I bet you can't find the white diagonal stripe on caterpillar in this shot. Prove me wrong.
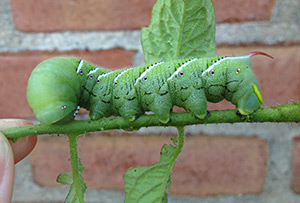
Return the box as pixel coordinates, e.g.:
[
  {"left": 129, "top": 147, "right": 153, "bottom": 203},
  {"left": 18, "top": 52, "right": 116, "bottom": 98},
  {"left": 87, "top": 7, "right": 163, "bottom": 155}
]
[
  {"left": 76, "top": 59, "right": 84, "bottom": 73},
  {"left": 96, "top": 71, "right": 114, "bottom": 81},
  {"left": 114, "top": 68, "right": 133, "bottom": 83},
  {"left": 87, "top": 67, "right": 100, "bottom": 76},
  {"left": 167, "top": 58, "right": 197, "bottom": 81},
  {"left": 201, "top": 57, "right": 229, "bottom": 76},
  {"left": 134, "top": 62, "right": 163, "bottom": 85}
]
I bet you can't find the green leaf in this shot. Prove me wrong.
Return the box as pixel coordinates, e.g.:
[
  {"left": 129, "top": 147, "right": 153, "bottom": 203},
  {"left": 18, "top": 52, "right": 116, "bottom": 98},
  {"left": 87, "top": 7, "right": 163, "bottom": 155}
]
[
  {"left": 57, "top": 135, "right": 87, "bottom": 203},
  {"left": 124, "top": 127, "right": 185, "bottom": 203},
  {"left": 142, "top": 0, "right": 216, "bottom": 63},
  {"left": 57, "top": 158, "right": 87, "bottom": 203},
  {"left": 57, "top": 171, "right": 73, "bottom": 185}
]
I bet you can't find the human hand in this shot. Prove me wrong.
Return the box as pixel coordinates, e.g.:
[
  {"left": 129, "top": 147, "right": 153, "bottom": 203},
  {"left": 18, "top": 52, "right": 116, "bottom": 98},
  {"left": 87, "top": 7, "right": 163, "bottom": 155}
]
[{"left": 0, "top": 119, "right": 37, "bottom": 202}]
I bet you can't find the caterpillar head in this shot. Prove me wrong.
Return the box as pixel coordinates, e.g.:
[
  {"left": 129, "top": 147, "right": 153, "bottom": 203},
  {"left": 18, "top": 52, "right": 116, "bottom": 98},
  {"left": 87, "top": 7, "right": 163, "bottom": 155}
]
[
  {"left": 226, "top": 52, "right": 273, "bottom": 115},
  {"left": 27, "top": 57, "right": 92, "bottom": 124}
]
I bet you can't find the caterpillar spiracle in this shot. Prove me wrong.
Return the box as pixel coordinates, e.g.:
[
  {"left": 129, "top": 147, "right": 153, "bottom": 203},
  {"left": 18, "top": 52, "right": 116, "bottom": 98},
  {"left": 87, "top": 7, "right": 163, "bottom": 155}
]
[{"left": 27, "top": 52, "right": 272, "bottom": 125}]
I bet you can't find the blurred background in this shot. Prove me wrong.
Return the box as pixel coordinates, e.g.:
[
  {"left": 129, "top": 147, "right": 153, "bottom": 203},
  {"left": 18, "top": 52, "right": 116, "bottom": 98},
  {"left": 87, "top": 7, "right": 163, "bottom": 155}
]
[{"left": 0, "top": 0, "right": 300, "bottom": 202}]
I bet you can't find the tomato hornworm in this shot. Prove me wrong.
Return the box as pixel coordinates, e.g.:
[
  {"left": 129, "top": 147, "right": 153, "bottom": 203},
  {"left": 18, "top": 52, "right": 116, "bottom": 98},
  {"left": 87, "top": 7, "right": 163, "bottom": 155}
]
[{"left": 27, "top": 52, "right": 272, "bottom": 124}]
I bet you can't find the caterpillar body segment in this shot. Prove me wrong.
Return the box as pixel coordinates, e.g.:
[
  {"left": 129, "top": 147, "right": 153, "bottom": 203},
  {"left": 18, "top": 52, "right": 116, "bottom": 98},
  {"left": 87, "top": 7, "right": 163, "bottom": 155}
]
[
  {"left": 80, "top": 67, "right": 110, "bottom": 110},
  {"left": 222, "top": 55, "right": 263, "bottom": 115},
  {"left": 27, "top": 52, "right": 271, "bottom": 125},
  {"left": 27, "top": 57, "right": 99, "bottom": 124},
  {"left": 89, "top": 70, "right": 124, "bottom": 120}
]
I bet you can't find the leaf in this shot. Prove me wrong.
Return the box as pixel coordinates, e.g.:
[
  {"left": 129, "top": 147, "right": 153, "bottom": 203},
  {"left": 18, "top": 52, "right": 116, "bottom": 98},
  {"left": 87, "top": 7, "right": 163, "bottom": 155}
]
[
  {"left": 124, "top": 127, "right": 185, "bottom": 203},
  {"left": 57, "top": 158, "right": 87, "bottom": 203},
  {"left": 142, "top": 0, "right": 216, "bottom": 64},
  {"left": 57, "top": 171, "right": 73, "bottom": 185}
]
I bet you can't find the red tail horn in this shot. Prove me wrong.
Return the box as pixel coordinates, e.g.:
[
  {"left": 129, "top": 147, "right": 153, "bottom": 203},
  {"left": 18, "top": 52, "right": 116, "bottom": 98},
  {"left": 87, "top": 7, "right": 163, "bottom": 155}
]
[{"left": 247, "top": 51, "right": 273, "bottom": 59}]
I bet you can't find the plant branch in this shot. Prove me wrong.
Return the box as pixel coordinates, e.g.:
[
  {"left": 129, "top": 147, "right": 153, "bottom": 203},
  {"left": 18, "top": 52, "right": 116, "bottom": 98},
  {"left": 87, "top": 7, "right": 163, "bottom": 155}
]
[
  {"left": 67, "top": 134, "right": 85, "bottom": 203},
  {"left": 2, "top": 101, "right": 300, "bottom": 142}
]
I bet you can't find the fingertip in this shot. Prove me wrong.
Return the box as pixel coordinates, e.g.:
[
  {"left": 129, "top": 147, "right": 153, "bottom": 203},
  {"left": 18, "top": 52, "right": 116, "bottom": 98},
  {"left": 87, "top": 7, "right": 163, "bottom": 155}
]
[
  {"left": 0, "top": 119, "right": 33, "bottom": 129},
  {"left": 9, "top": 135, "right": 37, "bottom": 164},
  {"left": 0, "top": 132, "right": 14, "bottom": 202},
  {"left": 0, "top": 119, "right": 37, "bottom": 163}
]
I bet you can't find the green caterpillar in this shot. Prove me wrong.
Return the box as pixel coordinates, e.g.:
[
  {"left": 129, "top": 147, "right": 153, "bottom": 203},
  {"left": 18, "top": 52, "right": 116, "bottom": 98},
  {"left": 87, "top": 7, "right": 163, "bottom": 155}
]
[{"left": 27, "top": 52, "right": 272, "bottom": 125}]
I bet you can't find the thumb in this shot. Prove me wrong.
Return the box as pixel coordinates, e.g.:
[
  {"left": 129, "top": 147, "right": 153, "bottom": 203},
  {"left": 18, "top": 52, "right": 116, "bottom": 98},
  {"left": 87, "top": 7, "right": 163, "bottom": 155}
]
[{"left": 0, "top": 132, "right": 14, "bottom": 203}]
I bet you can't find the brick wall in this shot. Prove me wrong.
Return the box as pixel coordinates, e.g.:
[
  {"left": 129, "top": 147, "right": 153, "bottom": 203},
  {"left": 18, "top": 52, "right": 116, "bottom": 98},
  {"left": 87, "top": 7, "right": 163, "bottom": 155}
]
[{"left": 1, "top": 0, "right": 300, "bottom": 202}]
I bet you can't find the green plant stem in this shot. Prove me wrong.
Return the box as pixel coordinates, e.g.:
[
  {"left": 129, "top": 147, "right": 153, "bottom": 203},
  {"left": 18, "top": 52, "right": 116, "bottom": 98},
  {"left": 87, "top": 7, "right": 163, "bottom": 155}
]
[
  {"left": 2, "top": 101, "right": 300, "bottom": 142},
  {"left": 68, "top": 134, "right": 84, "bottom": 203},
  {"left": 176, "top": 127, "right": 185, "bottom": 151},
  {"left": 163, "top": 126, "right": 185, "bottom": 201}
]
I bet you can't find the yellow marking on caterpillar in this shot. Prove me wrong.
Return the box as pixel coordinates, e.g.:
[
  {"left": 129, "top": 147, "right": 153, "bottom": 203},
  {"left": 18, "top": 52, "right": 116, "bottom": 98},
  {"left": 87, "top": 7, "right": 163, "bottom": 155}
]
[{"left": 252, "top": 84, "right": 263, "bottom": 105}]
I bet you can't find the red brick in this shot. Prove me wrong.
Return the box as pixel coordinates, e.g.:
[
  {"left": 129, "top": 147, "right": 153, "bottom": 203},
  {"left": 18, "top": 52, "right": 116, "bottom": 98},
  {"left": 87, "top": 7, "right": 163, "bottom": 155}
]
[
  {"left": 29, "top": 132, "right": 168, "bottom": 188},
  {"left": 292, "top": 136, "right": 300, "bottom": 193},
  {"left": 29, "top": 132, "right": 267, "bottom": 196},
  {"left": 9, "top": 0, "right": 156, "bottom": 32},
  {"left": 29, "top": 135, "right": 71, "bottom": 186},
  {"left": 0, "top": 49, "right": 134, "bottom": 118},
  {"left": 171, "top": 135, "right": 267, "bottom": 196},
  {"left": 214, "top": 0, "right": 276, "bottom": 23},
  {"left": 9, "top": 0, "right": 276, "bottom": 32}
]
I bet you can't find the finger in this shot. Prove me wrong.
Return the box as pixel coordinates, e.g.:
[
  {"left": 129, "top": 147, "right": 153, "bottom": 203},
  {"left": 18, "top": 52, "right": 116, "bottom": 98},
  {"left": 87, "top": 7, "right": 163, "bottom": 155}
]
[
  {"left": 9, "top": 136, "right": 37, "bottom": 164},
  {"left": 0, "top": 132, "right": 14, "bottom": 202},
  {"left": 0, "top": 119, "right": 37, "bottom": 164}
]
